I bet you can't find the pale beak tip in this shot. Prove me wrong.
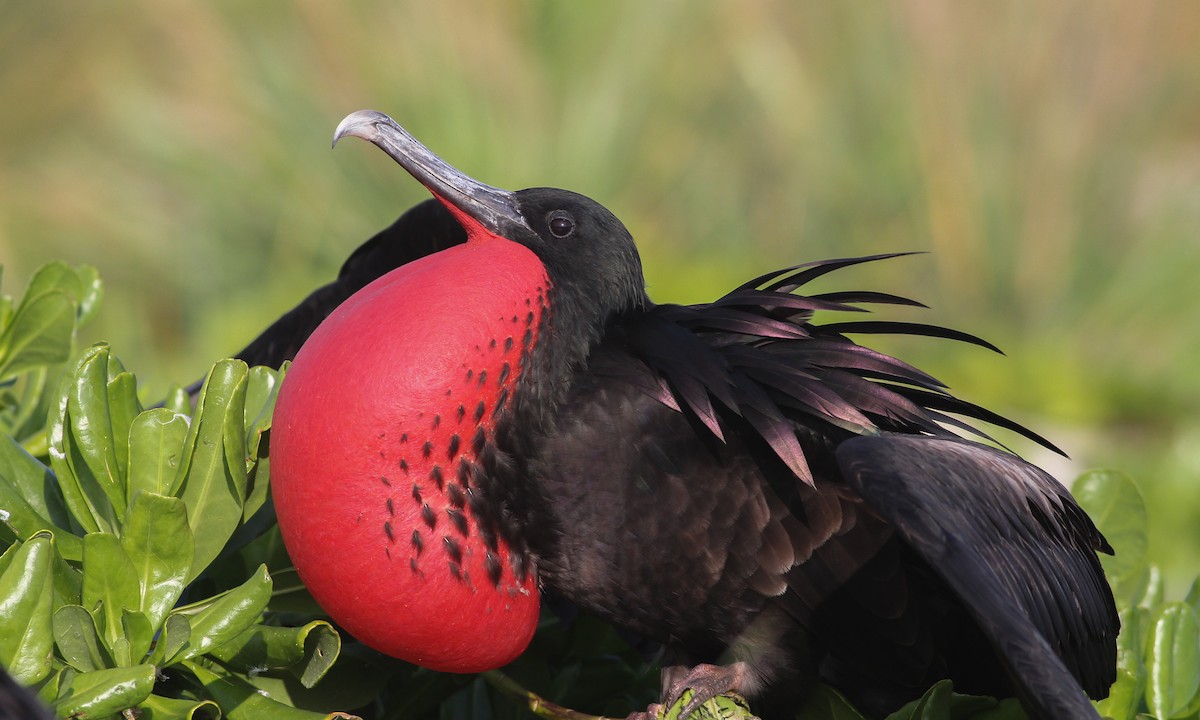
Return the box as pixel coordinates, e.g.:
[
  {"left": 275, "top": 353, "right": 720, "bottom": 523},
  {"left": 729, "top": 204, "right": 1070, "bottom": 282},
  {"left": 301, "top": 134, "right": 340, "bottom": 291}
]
[{"left": 333, "top": 109, "right": 393, "bottom": 149}]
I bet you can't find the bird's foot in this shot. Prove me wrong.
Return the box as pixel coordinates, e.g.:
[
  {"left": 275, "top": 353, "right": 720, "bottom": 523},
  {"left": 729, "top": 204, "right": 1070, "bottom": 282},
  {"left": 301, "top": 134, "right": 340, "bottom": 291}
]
[{"left": 625, "top": 663, "right": 751, "bottom": 719}]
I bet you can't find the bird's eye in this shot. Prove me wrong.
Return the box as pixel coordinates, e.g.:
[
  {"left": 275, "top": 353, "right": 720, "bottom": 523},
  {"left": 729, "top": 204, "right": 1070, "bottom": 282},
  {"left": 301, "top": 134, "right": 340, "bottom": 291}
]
[{"left": 547, "top": 213, "right": 575, "bottom": 239}]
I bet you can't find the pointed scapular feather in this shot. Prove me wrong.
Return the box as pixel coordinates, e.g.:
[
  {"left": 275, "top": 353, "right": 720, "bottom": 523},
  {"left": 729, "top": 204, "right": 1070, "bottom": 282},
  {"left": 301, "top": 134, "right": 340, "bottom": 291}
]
[
  {"left": 817, "top": 321, "right": 1004, "bottom": 354},
  {"left": 711, "top": 290, "right": 867, "bottom": 315},
  {"left": 610, "top": 253, "right": 1059, "bottom": 481},
  {"left": 755, "top": 253, "right": 923, "bottom": 293},
  {"left": 723, "top": 349, "right": 876, "bottom": 430},
  {"left": 766, "top": 339, "right": 947, "bottom": 389},
  {"left": 805, "top": 371, "right": 942, "bottom": 432},
  {"left": 673, "top": 306, "right": 813, "bottom": 340},
  {"left": 889, "top": 386, "right": 1065, "bottom": 456},
  {"left": 808, "top": 290, "right": 929, "bottom": 308},
  {"left": 741, "top": 404, "right": 814, "bottom": 486}
]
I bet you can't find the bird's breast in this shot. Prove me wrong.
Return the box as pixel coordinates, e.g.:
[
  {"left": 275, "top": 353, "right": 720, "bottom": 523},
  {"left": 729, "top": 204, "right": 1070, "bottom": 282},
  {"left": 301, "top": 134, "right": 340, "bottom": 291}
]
[{"left": 272, "top": 237, "right": 548, "bottom": 672}]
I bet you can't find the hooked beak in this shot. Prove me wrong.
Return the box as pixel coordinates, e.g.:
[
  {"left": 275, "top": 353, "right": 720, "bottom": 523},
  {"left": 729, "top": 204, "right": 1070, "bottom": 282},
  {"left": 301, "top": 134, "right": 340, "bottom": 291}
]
[{"left": 333, "top": 110, "right": 527, "bottom": 239}]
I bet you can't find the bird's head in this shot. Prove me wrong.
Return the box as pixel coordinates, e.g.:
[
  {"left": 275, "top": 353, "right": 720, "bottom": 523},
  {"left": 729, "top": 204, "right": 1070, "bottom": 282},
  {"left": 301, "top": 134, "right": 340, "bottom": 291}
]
[{"left": 335, "top": 111, "right": 648, "bottom": 350}]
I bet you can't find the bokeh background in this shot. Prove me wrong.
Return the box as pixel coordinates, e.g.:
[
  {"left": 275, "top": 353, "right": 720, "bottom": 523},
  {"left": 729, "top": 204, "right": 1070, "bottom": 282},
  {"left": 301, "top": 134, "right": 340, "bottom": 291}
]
[{"left": 2, "top": 2, "right": 1199, "bottom": 584}]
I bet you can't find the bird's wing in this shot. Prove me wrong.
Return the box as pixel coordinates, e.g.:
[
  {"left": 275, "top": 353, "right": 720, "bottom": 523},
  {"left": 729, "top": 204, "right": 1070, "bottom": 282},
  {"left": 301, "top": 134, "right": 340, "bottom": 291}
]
[
  {"left": 607, "top": 256, "right": 1062, "bottom": 492},
  {"left": 835, "top": 434, "right": 1117, "bottom": 720},
  {"left": 235, "top": 198, "right": 464, "bottom": 368}
]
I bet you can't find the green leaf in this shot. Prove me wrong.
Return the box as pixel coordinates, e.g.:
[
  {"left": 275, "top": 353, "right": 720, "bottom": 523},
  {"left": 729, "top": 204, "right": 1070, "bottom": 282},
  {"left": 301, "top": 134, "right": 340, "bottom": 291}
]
[
  {"left": 166, "top": 564, "right": 272, "bottom": 664},
  {"left": 70, "top": 265, "right": 103, "bottom": 326},
  {"left": 121, "top": 492, "right": 193, "bottom": 630},
  {"left": 163, "top": 385, "right": 192, "bottom": 417},
  {"left": 66, "top": 343, "right": 126, "bottom": 513},
  {"left": 51, "top": 550, "right": 84, "bottom": 611},
  {"left": 885, "top": 680, "right": 953, "bottom": 720},
  {"left": 52, "top": 604, "right": 110, "bottom": 672},
  {"left": 882, "top": 681, "right": 1003, "bottom": 720},
  {"left": 22, "top": 262, "right": 101, "bottom": 323},
  {"left": 0, "top": 288, "right": 75, "bottom": 378},
  {"left": 0, "top": 532, "right": 56, "bottom": 683},
  {"left": 81, "top": 532, "right": 141, "bottom": 665},
  {"left": 1, "top": 364, "right": 55, "bottom": 444},
  {"left": 1096, "top": 669, "right": 1142, "bottom": 720},
  {"left": 246, "top": 643, "right": 394, "bottom": 714},
  {"left": 127, "top": 408, "right": 192, "bottom": 501},
  {"left": 242, "top": 364, "right": 284, "bottom": 521},
  {"left": 186, "top": 659, "right": 361, "bottom": 720},
  {"left": 1106, "top": 605, "right": 1148, "bottom": 719},
  {"left": 1139, "top": 565, "right": 1165, "bottom": 611},
  {"left": 0, "top": 435, "right": 82, "bottom": 560},
  {"left": 1145, "top": 602, "right": 1200, "bottom": 719},
  {"left": 152, "top": 613, "right": 191, "bottom": 668},
  {"left": 174, "top": 359, "right": 250, "bottom": 581},
  {"left": 36, "top": 665, "right": 69, "bottom": 708},
  {"left": 106, "top": 370, "right": 142, "bottom": 486},
  {"left": 1186, "top": 576, "right": 1200, "bottom": 613},
  {"left": 48, "top": 344, "right": 116, "bottom": 535},
  {"left": 1073, "top": 470, "right": 1147, "bottom": 601},
  {"left": 51, "top": 663, "right": 156, "bottom": 719},
  {"left": 244, "top": 364, "right": 282, "bottom": 461},
  {"left": 137, "top": 693, "right": 222, "bottom": 720},
  {"left": 122, "top": 608, "right": 155, "bottom": 665},
  {"left": 208, "top": 620, "right": 341, "bottom": 689}
]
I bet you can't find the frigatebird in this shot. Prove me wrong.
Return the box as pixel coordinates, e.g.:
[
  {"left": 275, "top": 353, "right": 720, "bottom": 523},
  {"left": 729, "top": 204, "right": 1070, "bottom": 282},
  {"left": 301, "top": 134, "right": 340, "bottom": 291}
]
[{"left": 259, "top": 110, "right": 1117, "bottom": 720}]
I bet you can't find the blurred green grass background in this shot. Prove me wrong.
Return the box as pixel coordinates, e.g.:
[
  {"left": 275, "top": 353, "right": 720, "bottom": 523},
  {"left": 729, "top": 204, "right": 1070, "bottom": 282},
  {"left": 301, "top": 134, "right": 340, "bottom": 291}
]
[{"left": 2, "top": 2, "right": 1199, "bottom": 585}]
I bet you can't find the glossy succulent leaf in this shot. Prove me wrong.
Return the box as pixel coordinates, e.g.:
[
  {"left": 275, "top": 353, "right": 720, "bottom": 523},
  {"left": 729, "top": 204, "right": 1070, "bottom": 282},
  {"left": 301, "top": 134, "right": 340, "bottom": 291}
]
[
  {"left": 1074, "top": 469, "right": 1148, "bottom": 604},
  {"left": 165, "top": 564, "right": 272, "bottom": 664},
  {"left": 242, "top": 364, "right": 284, "bottom": 521},
  {"left": 1144, "top": 602, "right": 1200, "bottom": 719},
  {"left": 0, "top": 366, "right": 55, "bottom": 448},
  {"left": 122, "top": 608, "right": 155, "bottom": 667},
  {"left": 186, "top": 659, "right": 362, "bottom": 720},
  {"left": 881, "top": 680, "right": 1017, "bottom": 719},
  {"left": 0, "top": 260, "right": 99, "bottom": 379},
  {"left": 136, "top": 693, "right": 222, "bottom": 720},
  {"left": 18, "top": 261, "right": 103, "bottom": 327},
  {"left": 246, "top": 644, "right": 399, "bottom": 715},
  {"left": 0, "top": 434, "right": 82, "bottom": 559},
  {"left": 107, "top": 370, "right": 141, "bottom": 484},
  {"left": 65, "top": 344, "right": 127, "bottom": 513},
  {"left": 48, "top": 343, "right": 120, "bottom": 535},
  {"left": 126, "top": 408, "right": 192, "bottom": 500},
  {"left": 0, "top": 532, "right": 56, "bottom": 683},
  {"left": 207, "top": 619, "right": 341, "bottom": 689},
  {"left": 51, "top": 663, "right": 157, "bottom": 719},
  {"left": 120, "top": 491, "right": 193, "bottom": 629},
  {"left": 0, "top": 290, "right": 74, "bottom": 379},
  {"left": 153, "top": 613, "right": 191, "bottom": 668},
  {"left": 1095, "top": 606, "right": 1148, "bottom": 720},
  {"left": 174, "top": 359, "right": 250, "bottom": 582},
  {"left": 163, "top": 384, "right": 193, "bottom": 416},
  {"left": 81, "top": 531, "right": 141, "bottom": 664},
  {"left": 0, "top": 264, "right": 353, "bottom": 719},
  {"left": 52, "top": 604, "right": 110, "bottom": 672},
  {"left": 1095, "top": 669, "right": 1140, "bottom": 720}
]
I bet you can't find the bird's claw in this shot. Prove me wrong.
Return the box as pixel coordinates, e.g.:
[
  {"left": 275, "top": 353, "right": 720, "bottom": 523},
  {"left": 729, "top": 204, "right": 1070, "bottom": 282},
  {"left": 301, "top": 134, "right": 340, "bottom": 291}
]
[{"left": 629, "top": 663, "right": 746, "bottom": 719}]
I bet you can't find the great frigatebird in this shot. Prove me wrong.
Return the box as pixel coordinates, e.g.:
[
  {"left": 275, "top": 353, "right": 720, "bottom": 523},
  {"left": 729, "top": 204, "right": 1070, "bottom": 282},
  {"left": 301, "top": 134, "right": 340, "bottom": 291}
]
[{"left": 258, "top": 110, "right": 1117, "bottom": 720}]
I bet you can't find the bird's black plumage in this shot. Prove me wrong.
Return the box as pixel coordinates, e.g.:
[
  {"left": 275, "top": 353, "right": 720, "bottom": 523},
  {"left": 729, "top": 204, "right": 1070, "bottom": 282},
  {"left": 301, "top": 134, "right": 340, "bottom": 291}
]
[
  {"left": 235, "top": 198, "right": 465, "bottom": 369},
  {"left": 246, "top": 113, "right": 1117, "bottom": 720}
]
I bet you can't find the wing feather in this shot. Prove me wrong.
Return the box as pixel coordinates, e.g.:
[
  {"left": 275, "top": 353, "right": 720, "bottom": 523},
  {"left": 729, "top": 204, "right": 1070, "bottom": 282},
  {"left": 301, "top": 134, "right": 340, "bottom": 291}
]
[{"left": 835, "top": 434, "right": 1117, "bottom": 719}]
